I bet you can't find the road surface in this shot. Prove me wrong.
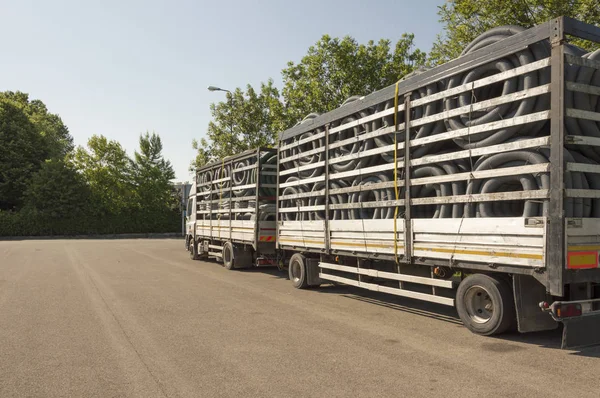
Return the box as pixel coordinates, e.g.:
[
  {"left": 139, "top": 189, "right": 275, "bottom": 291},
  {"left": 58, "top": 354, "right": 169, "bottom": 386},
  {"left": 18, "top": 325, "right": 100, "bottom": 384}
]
[{"left": 0, "top": 239, "right": 598, "bottom": 397}]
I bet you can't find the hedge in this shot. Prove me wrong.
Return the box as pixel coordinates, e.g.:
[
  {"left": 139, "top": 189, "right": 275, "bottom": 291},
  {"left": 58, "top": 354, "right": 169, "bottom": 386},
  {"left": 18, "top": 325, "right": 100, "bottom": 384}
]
[{"left": 0, "top": 209, "right": 181, "bottom": 237}]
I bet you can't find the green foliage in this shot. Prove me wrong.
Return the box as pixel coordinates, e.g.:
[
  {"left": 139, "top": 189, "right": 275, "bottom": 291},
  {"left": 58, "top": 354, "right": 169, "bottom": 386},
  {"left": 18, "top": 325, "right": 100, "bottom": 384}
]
[
  {"left": 429, "top": 0, "right": 600, "bottom": 65},
  {"left": 0, "top": 91, "right": 73, "bottom": 159},
  {"left": 0, "top": 96, "right": 46, "bottom": 210},
  {"left": 23, "top": 159, "right": 90, "bottom": 219},
  {"left": 132, "top": 132, "right": 178, "bottom": 211},
  {"left": 193, "top": 34, "right": 426, "bottom": 169},
  {"left": 281, "top": 33, "right": 426, "bottom": 124},
  {"left": 0, "top": 88, "right": 179, "bottom": 236},
  {"left": 0, "top": 209, "right": 180, "bottom": 236},
  {"left": 192, "top": 80, "right": 286, "bottom": 168},
  {"left": 70, "top": 135, "right": 136, "bottom": 214}
]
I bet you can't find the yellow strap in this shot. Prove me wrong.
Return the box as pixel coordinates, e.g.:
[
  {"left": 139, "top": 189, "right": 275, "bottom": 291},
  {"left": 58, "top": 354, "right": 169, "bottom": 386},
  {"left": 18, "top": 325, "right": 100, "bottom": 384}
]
[{"left": 393, "top": 82, "right": 400, "bottom": 264}]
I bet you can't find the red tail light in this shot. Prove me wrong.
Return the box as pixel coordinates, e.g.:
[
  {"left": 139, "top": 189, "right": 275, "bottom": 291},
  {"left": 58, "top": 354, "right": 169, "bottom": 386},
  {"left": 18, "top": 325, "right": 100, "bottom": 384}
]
[
  {"left": 256, "top": 258, "right": 273, "bottom": 266},
  {"left": 555, "top": 304, "right": 582, "bottom": 318}
]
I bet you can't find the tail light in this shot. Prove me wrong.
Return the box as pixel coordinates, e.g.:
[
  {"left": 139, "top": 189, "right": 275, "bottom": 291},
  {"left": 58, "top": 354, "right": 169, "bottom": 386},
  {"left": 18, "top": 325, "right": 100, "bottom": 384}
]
[
  {"left": 555, "top": 303, "right": 582, "bottom": 318},
  {"left": 256, "top": 257, "right": 273, "bottom": 266}
]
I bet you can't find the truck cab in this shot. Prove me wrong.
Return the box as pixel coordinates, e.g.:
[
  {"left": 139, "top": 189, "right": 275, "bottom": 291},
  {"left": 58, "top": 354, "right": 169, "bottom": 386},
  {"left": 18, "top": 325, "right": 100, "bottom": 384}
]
[{"left": 185, "top": 181, "right": 197, "bottom": 255}]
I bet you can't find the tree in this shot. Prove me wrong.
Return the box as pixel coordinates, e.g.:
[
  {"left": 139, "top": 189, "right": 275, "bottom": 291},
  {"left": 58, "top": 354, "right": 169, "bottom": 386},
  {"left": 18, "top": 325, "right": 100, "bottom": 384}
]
[
  {"left": 0, "top": 98, "right": 45, "bottom": 210},
  {"left": 0, "top": 91, "right": 73, "bottom": 159},
  {"left": 429, "top": 0, "right": 600, "bottom": 65},
  {"left": 24, "top": 159, "right": 90, "bottom": 218},
  {"left": 132, "top": 132, "right": 177, "bottom": 211},
  {"left": 281, "top": 33, "right": 426, "bottom": 124},
  {"left": 192, "top": 79, "right": 286, "bottom": 168},
  {"left": 70, "top": 135, "right": 135, "bottom": 214}
]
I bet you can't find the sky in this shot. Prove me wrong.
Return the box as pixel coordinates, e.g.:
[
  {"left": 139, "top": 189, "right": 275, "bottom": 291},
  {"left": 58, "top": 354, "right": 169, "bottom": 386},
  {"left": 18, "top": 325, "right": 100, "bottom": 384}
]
[{"left": 0, "top": 0, "right": 443, "bottom": 182}]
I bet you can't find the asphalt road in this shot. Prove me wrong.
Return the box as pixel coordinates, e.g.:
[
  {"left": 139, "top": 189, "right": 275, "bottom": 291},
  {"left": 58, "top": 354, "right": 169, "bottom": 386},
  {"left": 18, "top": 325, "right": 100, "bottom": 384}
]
[{"left": 0, "top": 239, "right": 598, "bottom": 398}]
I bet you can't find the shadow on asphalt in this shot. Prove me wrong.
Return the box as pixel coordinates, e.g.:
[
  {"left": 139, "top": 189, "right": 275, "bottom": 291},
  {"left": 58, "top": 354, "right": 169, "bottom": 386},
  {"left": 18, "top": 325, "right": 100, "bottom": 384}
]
[{"left": 240, "top": 266, "right": 600, "bottom": 357}]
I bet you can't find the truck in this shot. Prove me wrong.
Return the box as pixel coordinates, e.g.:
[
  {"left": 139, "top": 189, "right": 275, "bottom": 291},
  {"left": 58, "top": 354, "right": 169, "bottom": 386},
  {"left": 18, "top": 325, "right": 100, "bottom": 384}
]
[
  {"left": 186, "top": 148, "right": 279, "bottom": 269},
  {"left": 187, "top": 16, "right": 600, "bottom": 349}
]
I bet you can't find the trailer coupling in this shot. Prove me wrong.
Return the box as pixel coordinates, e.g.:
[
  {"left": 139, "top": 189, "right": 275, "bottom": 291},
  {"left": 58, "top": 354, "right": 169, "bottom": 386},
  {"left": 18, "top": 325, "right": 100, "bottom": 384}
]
[{"left": 540, "top": 299, "right": 600, "bottom": 349}]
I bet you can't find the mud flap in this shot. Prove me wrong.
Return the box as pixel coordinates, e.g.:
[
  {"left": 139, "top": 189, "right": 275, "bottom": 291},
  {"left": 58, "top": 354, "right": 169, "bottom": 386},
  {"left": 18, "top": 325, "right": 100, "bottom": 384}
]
[
  {"left": 513, "top": 275, "right": 558, "bottom": 333},
  {"left": 306, "top": 258, "right": 323, "bottom": 286},
  {"left": 561, "top": 314, "right": 600, "bottom": 349}
]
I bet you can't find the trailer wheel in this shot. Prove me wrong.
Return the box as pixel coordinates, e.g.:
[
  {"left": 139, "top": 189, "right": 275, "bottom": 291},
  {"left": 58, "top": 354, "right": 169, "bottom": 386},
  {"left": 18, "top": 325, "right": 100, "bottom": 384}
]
[
  {"left": 456, "top": 274, "right": 515, "bottom": 336},
  {"left": 223, "top": 242, "right": 235, "bottom": 270},
  {"left": 289, "top": 253, "right": 309, "bottom": 289},
  {"left": 190, "top": 239, "right": 200, "bottom": 261}
]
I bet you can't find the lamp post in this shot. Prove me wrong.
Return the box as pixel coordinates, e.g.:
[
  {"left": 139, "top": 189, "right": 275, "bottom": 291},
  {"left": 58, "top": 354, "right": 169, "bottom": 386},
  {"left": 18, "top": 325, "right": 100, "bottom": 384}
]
[{"left": 207, "top": 85, "right": 234, "bottom": 154}]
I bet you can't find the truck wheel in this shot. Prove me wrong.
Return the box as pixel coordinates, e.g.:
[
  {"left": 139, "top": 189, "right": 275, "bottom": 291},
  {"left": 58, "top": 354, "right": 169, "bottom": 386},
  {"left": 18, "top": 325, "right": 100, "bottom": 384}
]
[
  {"left": 289, "top": 253, "right": 309, "bottom": 289},
  {"left": 456, "top": 274, "right": 515, "bottom": 336},
  {"left": 223, "top": 242, "right": 235, "bottom": 270},
  {"left": 190, "top": 240, "right": 200, "bottom": 261}
]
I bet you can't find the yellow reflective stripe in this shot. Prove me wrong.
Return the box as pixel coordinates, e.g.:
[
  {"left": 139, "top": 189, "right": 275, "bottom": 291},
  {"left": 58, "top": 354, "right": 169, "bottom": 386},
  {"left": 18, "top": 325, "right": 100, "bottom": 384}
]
[
  {"left": 568, "top": 245, "right": 600, "bottom": 251},
  {"left": 414, "top": 246, "right": 543, "bottom": 260},
  {"left": 279, "top": 238, "right": 324, "bottom": 245},
  {"left": 330, "top": 241, "right": 404, "bottom": 249}
]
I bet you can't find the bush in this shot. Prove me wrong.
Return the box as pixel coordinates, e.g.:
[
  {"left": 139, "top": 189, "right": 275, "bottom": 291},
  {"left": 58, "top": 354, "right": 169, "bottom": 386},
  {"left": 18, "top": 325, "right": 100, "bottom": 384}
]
[{"left": 0, "top": 209, "right": 180, "bottom": 237}]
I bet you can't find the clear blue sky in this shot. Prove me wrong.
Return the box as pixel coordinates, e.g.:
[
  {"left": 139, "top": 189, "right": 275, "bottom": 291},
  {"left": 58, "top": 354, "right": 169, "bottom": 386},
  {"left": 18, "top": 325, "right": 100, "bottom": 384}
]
[{"left": 1, "top": 0, "right": 443, "bottom": 182}]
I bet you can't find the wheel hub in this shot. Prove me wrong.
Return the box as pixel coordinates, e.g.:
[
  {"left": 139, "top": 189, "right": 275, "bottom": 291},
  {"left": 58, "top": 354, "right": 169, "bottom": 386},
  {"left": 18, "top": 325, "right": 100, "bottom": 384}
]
[
  {"left": 291, "top": 261, "right": 301, "bottom": 283},
  {"left": 464, "top": 285, "right": 494, "bottom": 324}
]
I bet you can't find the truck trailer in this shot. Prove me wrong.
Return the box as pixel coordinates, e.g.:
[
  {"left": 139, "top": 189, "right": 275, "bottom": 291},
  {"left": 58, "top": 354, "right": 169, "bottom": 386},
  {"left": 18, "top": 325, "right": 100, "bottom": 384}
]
[{"left": 187, "top": 17, "right": 600, "bottom": 348}]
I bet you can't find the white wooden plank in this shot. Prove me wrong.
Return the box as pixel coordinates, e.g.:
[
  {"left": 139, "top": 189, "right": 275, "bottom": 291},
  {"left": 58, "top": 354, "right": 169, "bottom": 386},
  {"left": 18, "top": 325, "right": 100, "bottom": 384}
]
[
  {"left": 412, "top": 247, "right": 543, "bottom": 267},
  {"left": 318, "top": 274, "right": 455, "bottom": 306},
  {"left": 415, "top": 233, "right": 543, "bottom": 248},
  {"left": 279, "top": 146, "right": 325, "bottom": 165},
  {"left": 328, "top": 125, "right": 405, "bottom": 151},
  {"left": 411, "top": 190, "right": 548, "bottom": 205},
  {"left": 279, "top": 106, "right": 404, "bottom": 151},
  {"left": 566, "top": 218, "right": 600, "bottom": 237},
  {"left": 230, "top": 163, "right": 258, "bottom": 173},
  {"left": 565, "top": 53, "right": 600, "bottom": 71},
  {"left": 330, "top": 161, "right": 404, "bottom": 181},
  {"left": 411, "top": 136, "right": 550, "bottom": 167},
  {"left": 409, "top": 111, "right": 550, "bottom": 148},
  {"left": 278, "top": 189, "right": 326, "bottom": 201},
  {"left": 327, "top": 105, "right": 405, "bottom": 135},
  {"left": 566, "top": 108, "right": 600, "bottom": 122},
  {"left": 278, "top": 205, "right": 326, "bottom": 213},
  {"left": 566, "top": 81, "right": 600, "bottom": 96},
  {"left": 319, "top": 262, "right": 455, "bottom": 288},
  {"left": 409, "top": 84, "right": 550, "bottom": 129},
  {"left": 566, "top": 163, "right": 600, "bottom": 174},
  {"left": 279, "top": 130, "right": 326, "bottom": 151},
  {"left": 566, "top": 189, "right": 600, "bottom": 198},
  {"left": 410, "top": 58, "right": 550, "bottom": 108},
  {"left": 412, "top": 217, "right": 546, "bottom": 235},
  {"left": 410, "top": 163, "right": 549, "bottom": 187},
  {"left": 279, "top": 161, "right": 326, "bottom": 176},
  {"left": 329, "top": 199, "right": 404, "bottom": 210},
  {"left": 328, "top": 143, "right": 398, "bottom": 165},
  {"left": 565, "top": 135, "right": 600, "bottom": 147},
  {"left": 279, "top": 220, "right": 325, "bottom": 230},
  {"left": 279, "top": 175, "right": 325, "bottom": 188},
  {"left": 329, "top": 180, "right": 401, "bottom": 195},
  {"left": 329, "top": 219, "right": 404, "bottom": 232}
]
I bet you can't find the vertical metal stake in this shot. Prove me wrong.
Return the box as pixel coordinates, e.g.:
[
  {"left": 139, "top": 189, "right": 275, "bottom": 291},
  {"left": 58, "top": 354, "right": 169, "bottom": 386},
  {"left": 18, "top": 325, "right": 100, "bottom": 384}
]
[
  {"left": 324, "top": 124, "right": 331, "bottom": 255},
  {"left": 547, "top": 17, "right": 566, "bottom": 297},
  {"left": 403, "top": 93, "right": 413, "bottom": 267}
]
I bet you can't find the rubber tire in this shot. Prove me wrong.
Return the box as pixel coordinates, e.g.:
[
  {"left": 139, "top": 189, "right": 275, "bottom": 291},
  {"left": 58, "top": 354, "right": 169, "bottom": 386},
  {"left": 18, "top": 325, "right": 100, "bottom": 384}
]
[
  {"left": 456, "top": 274, "right": 515, "bottom": 336},
  {"left": 190, "top": 240, "right": 200, "bottom": 261},
  {"left": 289, "top": 253, "right": 309, "bottom": 289},
  {"left": 223, "top": 242, "right": 235, "bottom": 270}
]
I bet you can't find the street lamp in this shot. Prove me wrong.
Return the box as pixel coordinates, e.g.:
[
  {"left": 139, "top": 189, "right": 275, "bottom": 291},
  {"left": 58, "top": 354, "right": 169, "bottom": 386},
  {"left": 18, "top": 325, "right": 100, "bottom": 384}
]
[
  {"left": 207, "top": 85, "right": 231, "bottom": 94},
  {"left": 207, "top": 85, "right": 234, "bottom": 154}
]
